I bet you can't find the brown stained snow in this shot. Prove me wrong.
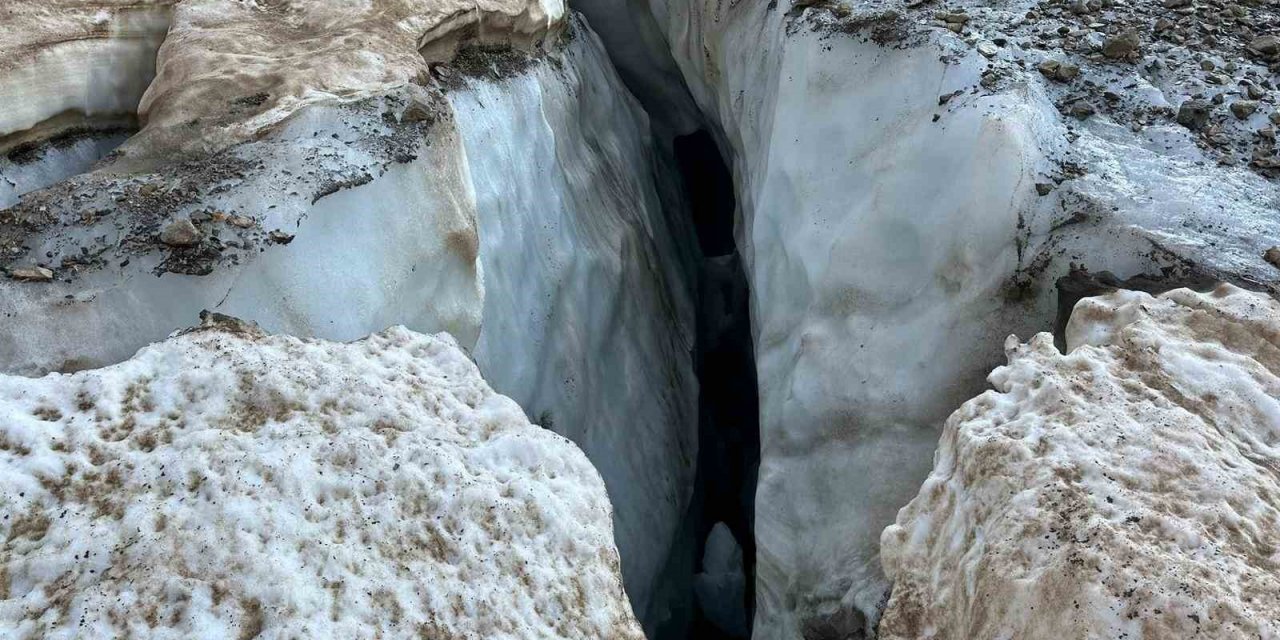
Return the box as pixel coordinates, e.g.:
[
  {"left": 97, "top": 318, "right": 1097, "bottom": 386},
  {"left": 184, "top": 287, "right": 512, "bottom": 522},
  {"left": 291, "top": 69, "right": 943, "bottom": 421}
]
[
  {"left": 880, "top": 284, "right": 1280, "bottom": 639},
  {"left": 0, "top": 318, "right": 643, "bottom": 638}
]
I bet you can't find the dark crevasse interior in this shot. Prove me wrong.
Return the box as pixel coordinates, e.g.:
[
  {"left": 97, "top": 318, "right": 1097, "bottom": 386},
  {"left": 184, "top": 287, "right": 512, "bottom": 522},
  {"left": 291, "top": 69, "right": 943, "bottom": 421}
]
[{"left": 672, "top": 130, "right": 761, "bottom": 640}]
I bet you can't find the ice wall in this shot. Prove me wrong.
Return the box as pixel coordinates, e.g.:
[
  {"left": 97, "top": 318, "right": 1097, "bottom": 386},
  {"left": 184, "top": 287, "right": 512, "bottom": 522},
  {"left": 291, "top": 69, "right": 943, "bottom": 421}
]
[
  {"left": 572, "top": 0, "right": 1280, "bottom": 636},
  {"left": 0, "top": 5, "right": 697, "bottom": 631}
]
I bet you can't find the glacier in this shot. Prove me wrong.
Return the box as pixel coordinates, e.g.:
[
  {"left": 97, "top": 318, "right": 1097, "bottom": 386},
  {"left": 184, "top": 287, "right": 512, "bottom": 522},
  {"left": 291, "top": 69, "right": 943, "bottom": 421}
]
[
  {"left": 0, "top": 315, "right": 644, "bottom": 638},
  {"left": 4, "top": 0, "right": 1280, "bottom": 638},
  {"left": 572, "top": 0, "right": 1280, "bottom": 635},
  {"left": 0, "top": 1, "right": 696, "bottom": 632},
  {"left": 881, "top": 285, "right": 1280, "bottom": 638}
]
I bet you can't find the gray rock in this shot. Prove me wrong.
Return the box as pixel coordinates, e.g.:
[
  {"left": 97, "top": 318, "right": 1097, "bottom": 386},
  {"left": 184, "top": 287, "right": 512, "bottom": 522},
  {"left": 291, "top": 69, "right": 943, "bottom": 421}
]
[
  {"left": 1102, "top": 30, "right": 1140, "bottom": 60},
  {"left": 160, "top": 219, "right": 202, "bottom": 247},
  {"left": 1230, "top": 100, "right": 1259, "bottom": 119},
  {"left": 1248, "top": 35, "right": 1280, "bottom": 56},
  {"left": 1067, "top": 100, "right": 1097, "bottom": 120},
  {"left": 1177, "top": 99, "right": 1213, "bottom": 130}
]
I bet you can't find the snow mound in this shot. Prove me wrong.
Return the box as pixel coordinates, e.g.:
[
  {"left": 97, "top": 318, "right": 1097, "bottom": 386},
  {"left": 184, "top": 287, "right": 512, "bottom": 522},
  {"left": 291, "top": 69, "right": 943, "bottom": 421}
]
[
  {"left": 0, "top": 317, "right": 642, "bottom": 639},
  {"left": 880, "top": 284, "right": 1280, "bottom": 639}
]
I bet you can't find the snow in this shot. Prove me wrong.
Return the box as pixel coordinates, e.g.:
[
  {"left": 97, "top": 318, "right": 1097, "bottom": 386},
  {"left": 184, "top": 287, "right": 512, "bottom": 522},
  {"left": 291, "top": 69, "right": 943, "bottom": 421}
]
[
  {"left": 572, "top": 1, "right": 1280, "bottom": 635},
  {"left": 0, "top": 1, "right": 172, "bottom": 140},
  {"left": 0, "top": 318, "right": 643, "bottom": 639},
  {"left": 880, "top": 284, "right": 1280, "bottom": 639},
  {"left": 128, "top": 0, "right": 565, "bottom": 159},
  {"left": 1, "top": 5, "right": 697, "bottom": 630},
  {"left": 694, "top": 523, "right": 749, "bottom": 638}
]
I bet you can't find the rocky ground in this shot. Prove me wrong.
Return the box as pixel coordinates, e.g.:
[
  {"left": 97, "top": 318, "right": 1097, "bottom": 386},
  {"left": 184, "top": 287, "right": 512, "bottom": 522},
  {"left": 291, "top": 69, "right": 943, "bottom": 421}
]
[{"left": 911, "top": 0, "right": 1280, "bottom": 174}]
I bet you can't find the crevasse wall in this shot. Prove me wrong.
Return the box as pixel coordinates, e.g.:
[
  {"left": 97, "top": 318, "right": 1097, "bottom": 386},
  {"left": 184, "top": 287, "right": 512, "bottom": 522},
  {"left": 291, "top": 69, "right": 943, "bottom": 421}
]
[
  {"left": 572, "top": 0, "right": 1280, "bottom": 637},
  {"left": 0, "top": 10, "right": 696, "bottom": 632},
  {"left": 454, "top": 28, "right": 699, "bottom": 630}
]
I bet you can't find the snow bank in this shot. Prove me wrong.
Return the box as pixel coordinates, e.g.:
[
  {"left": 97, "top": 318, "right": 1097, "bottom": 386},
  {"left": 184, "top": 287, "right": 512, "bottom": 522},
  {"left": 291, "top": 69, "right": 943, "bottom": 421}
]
[
  {"left": 0, "top": 1, "right": 172, "bottom": 141},
  {"left": 0, "top": 316, "right": 643, "bottom": 639},
  {"left": 574, "top": 0, "right": 1280, "bottom": 635},
  {"left": 880, "top": 284, "right": 1280, "bottom": 639},
  {"left": 1, "top": 3, "right": 697, "bottom": 629}
]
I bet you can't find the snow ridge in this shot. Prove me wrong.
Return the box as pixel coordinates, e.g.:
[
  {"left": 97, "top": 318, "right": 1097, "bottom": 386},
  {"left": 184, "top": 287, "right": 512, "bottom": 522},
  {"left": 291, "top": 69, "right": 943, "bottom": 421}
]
[
  {"left": 0, "top": 318, "right": 643, "bottom": 639},
  {"left": 881, "top": 285, "right": 1280, "bottom": 639}
]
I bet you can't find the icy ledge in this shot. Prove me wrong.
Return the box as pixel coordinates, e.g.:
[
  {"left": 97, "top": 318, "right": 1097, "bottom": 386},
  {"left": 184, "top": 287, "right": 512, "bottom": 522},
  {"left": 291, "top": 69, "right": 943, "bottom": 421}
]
[
  {"left": 881, "top": 284, "right": 1280, "bottom": 639},
  {"left": 0, "top": 316, "right": 643, "bottom": 639}
]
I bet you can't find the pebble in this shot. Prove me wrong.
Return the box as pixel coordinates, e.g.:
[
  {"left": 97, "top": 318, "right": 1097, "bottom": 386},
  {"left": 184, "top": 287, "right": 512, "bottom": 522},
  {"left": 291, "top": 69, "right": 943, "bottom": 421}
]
[
  {"left": 1266, "top": 247, "right": 1280, "bottom": 269},
  {"left": 1102, "top": 31, "right": 1139, "bottom": 59}
]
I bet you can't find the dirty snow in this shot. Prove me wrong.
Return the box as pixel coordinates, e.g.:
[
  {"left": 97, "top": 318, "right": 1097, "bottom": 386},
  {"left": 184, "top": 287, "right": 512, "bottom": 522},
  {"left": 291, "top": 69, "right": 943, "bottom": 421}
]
[
  {"left": 0, "top": 317, "right": 643, "bottom": 639},
  {"left": 880, "top": 285, "right": 1280, "bottom": 639}
]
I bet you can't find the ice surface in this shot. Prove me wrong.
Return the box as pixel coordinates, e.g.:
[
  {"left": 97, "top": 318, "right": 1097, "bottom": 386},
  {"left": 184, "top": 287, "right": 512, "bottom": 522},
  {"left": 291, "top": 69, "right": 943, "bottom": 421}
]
[
  {"left": 0, "top": 1, "right": 171, "bottom": 140},
  {"left": 694, "top": 522, "right": 749, "bottom": 638},
  {"left": 0, "top": 5, "right": 697, "bottom": 629},
  {"left": 0, "top": 318, "right": 643, "bottom": 639},
  {"left": 572, "top": 1, "right": 1280, "bottom": 635},
  {"left": 881, "top": 285, "right": 1280, "bottom": 639}
]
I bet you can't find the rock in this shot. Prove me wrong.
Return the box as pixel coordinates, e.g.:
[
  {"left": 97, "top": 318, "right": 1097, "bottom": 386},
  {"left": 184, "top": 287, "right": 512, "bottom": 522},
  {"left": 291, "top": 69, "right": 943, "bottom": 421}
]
[
  {"left": 1038, "top": 59, "right": 1078, "bottom": 82},
  {"left": 269, "top": 230, "right": 295, "bottom": 245},
  {"left": 880, "top": 286, "right": 1280, "bottom": 640},
  {"left": 1271, "top": 111, "right": 1280, "bottom": 125},
  {"left": 0, "top": 324, "right": 646, "bottom": 638},
  {"left": 228, "top": 214, "right": 256, "bottom": 228},
  {"left": 1176, "top": 99, "right": 1213, "bottom": 130},
  {"left": 1230, "top": 100, "right": 1259, "bottom": 119},
  {"left": 1162, "top": 0, "right": 1192, "bottom": 7},
  {"left": 1248, "top": 35, "right": 1280, "bottom": 56},
  {"left": 8, "top": 266, "right": 53, "bottom": 282},
  {"left": 977, "top": 41, "right": 999, "bottom": 57},
  {"left": 1247, "top": 84, "right": 1268, "bottom": 100},
  {"left": 1067, "top": 100, "right": 1097, "bottom": 120},
  {"left": 1101, "top": 30, "right": 1140, "bottom": 59},
  {"left": 159, "top": 218, "right": 201, "bottom": 247},
  {"left": 1266, "top": 246, "right": 1280, "bottom": 268},
  {"left": 1035, "top": 183, "right": 1054, "bottom": 196}
]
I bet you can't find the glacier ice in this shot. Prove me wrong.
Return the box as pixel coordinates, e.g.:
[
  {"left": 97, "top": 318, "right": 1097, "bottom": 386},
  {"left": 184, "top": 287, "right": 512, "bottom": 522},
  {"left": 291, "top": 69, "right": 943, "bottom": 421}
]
[
  {"left": 881, "top": 285, "right": 1280, "bottom": 639},
  {"left": 0, "top": 316, "right": 644, "bottom": 638},
  {"left": 573, "top": 0, "right": 1280, "bottom": 635},
  {"left": 0, "top": 3, "right": 697, "bottom": 631}
]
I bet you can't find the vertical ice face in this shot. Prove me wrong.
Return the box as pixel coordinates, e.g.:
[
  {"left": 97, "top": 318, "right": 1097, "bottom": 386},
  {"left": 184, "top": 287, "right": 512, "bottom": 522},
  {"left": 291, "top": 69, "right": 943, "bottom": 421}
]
[
  {"left": 0, "top": 318, "right": 645, "bottom": 639},
  {"left": 881, "top": 285, "right": 1280, "bottom": 639},
  {"left": 454, "top": 29, "right": 699, "bottom": 631},
  {"left": 572, "top": 0, "right": 1280, "bottom": 636},
  {"left": 0, "top": 2, "right": 697, "bottom": 630}
]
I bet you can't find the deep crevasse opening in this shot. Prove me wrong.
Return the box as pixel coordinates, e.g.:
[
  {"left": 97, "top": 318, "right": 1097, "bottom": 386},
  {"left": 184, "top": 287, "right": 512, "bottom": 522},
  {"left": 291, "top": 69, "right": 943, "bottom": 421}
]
[{"left": 677, "top": 130, "right": 760, "bottom": 640}]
